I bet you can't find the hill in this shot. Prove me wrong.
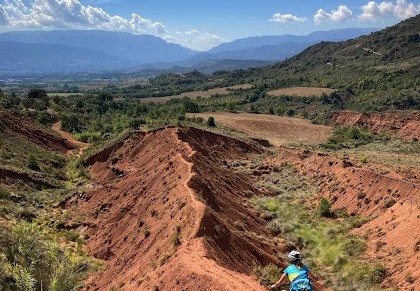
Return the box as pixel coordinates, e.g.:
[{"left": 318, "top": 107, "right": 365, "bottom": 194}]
[
  {"left": 0, "top": 30, "right": 196, "bottom": 64},
  {"left": 129, "top": 28, "right": 378, "bottom": 73},
  {"left": 0, "top": 41, "right": 133, "bottom": 73},
  {"left": 209, "top": 28, "right": 378, "bottom": 53},
  {"left": 62, "top": 127, "right": 283, "bottom": 290},
  {"left": 233, "top": 15, "right": 420, "bottom": 112}
]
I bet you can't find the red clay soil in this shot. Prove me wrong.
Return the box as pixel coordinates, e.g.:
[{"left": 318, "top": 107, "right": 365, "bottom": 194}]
[
  {"left": 330, "top": 110, "right": 420, "bottom": 140},
  {"left": 272, "top": 147, "right": 420, "bottom": 290},
  {"left": 0, "top": 109, "right": 75, "bottom": 153},
  {"left": 64, "top": 127, "right": 304, "bottom": 291}
]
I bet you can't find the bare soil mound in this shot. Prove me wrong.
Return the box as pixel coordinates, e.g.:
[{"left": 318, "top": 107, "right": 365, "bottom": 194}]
[
  {"left": 274, "top": 147, "right": 420, "bottom": 289},
  {"left": 330, "top": 111, "right": 420, "bottom": 140},
  {"left": 64, "top": 127, "right": 285, "bottom": 290},
  {"left": 0, "top": 109, "right": 75, "bottom": 153},
  {"left": 187, "top": 112, "right": 332, "bottom": 146}
]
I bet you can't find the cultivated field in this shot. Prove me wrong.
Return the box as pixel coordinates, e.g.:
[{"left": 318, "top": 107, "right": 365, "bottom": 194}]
[
  {"left": 187, "top": 112, "right": 332, "bottom": 146},
  {"left": 267, "top": 86, "right": 335, "bottom": 97},
  {"left": 138, "top": 84, "right": 253, "bottom": 103}
]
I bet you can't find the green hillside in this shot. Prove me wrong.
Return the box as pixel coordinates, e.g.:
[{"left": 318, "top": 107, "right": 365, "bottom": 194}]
[{"left": 252, "top": 15, "right": 419, "bottom": 111}]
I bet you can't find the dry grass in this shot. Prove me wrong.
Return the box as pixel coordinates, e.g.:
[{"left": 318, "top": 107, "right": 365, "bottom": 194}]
[
  {"left": 138, "top": 84, "right": 253, "bottom": 103},
  {"left": 267, "top": 87, "right": 335, "bottom": 97},
  {"left": 187, "top": 112, "right": 332, "bottom": 146}
]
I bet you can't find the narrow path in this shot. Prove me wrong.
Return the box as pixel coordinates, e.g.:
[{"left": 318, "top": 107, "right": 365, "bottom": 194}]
[{"left": 52, "top": 121, "right": 89, "bottom": 156}]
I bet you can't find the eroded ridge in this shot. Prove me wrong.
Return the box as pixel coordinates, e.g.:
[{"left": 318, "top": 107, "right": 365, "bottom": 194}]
[{"left": 65, "top": 127, "right": 281, "bottom": 291}]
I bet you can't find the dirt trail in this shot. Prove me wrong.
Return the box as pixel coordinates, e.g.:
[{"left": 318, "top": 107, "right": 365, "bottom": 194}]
[
  {"left": 64, "top": 127, "right": 284, "bottom": 291},
  {"left": 52, "top": 121, "right": 89, "bottom": 156}
]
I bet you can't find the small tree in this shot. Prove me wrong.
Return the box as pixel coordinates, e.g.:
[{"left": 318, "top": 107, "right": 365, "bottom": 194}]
[
  {"left": 27, "top": 89, "right": 47, "bottom": 99},
  {"left": 318, "top": 198, "right": 333, "bottom": 217},
  {"left": 207, "top": 116, "right": 216, "bottom": 127}
]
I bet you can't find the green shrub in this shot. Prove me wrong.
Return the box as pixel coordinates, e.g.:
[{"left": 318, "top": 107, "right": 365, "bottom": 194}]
[
  {"left": 359, "top": 155, "right": 368, "bottom": 164},
  {"left": 252, "top": 263, "right": 280, "bottom": 287},
  {"left": 207, "top": 116, "right": 216, "bottom": 127},
  {"left": 27, "top": 155, "right": 40, "bottom": 171},
  {"left": 0, "top": 223, "right": 90, "bottom": 291},
  {"left": 384, "top": 199, "right": 396, "bottom": 208},
  {"left": 318, "top": 198, "right": 333, "bottom": 217},
  {"left": 370, "top": 263, "right": 387, "bottom": 284},
  {"left": 0, "top": 188, "right": 11, "bottom": 200}
]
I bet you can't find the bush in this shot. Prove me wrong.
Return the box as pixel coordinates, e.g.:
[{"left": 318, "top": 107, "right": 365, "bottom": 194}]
[
  {"left": 207, "top": 116, "right": 216, "bottom": 127},
  {"left": 27, "top": 155, "right": 40, "bottom": 171},
  {"left": 0, "top": 224, "right": 90, "bottom": 291},
  {"left": 0, "top": 189, "right": 11, "bottom": 200},
  {"left": 384, "top": 199, "right": 396, "bottom": 208},
  {"left": 318, "top": 198, "right": 333, "bottom": 217},
  {"left": 359, "top": 155, "right": 368, "bottom": 164},
  {"left": 252, "top": 263, "right": 280, "bottom": 287}
]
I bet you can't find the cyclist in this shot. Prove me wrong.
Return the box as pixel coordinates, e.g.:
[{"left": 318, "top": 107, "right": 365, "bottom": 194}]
[{"left": 270, "top": 250, "right": 314, "bottom": 291}]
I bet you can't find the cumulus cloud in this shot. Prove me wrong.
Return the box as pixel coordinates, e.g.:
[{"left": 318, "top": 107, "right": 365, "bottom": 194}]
[
  {"left": 269, "top": 13, "right": 306, "bottom": 23},
  {"left": 165, "top": 29, "right": 223, "bottom": 51},
  {"left": 314, "top": 5, "right": 353, "bottom": 24},
  {"left": 0, "top": 0, "right": 166, "bottom": 34},
  {"left": 0, "top": 6, "right": 9, "bottom": 25},
  {"left": 359, "top": 0, "right": 420, "bottom": 20},
  {"left": 0, "top": 0, "right": 223, "bottom": 50}
]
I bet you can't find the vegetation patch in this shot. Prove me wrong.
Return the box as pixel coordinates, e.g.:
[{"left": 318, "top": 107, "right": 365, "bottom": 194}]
[{"left": 245, "top": 160, "right": 382, "bottom": 290}]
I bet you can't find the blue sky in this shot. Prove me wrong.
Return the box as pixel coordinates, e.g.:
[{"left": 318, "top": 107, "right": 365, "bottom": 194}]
[{"left": 0, "top": 0, "right": 419, "bottom": 50}]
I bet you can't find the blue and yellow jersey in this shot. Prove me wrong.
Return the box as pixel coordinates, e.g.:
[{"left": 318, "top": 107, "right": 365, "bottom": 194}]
[{"left": 283, "top": 264, "right": 310, "bottom": 282}]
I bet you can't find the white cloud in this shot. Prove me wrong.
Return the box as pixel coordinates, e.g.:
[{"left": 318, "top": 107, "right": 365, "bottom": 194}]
[
  {"left": 0, "top": 6, "right": 9, "bottom": 25},
  {"left": 269, "top": 13, "right": 306, "bottom": 23},
  {"left": 166, "top": 30, "right": 223, "bottom": 51},
  {"left": 314, "top": 5, "right": 353, "bottom": 24},
  {"left": 0, "top": 0, "right": 168, "bottom": 34},
  {"left": 359, "top": 0, "right": 420, "bottom": 21},
  {"left": 0, "top": 0, "right": 223, "bottom": 50}
]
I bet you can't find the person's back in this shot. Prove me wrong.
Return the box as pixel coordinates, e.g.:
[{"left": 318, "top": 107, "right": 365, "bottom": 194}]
[
  {"left": 284, "top": 262, "right": 312, "bottom": 291},
  {"left": 271, "top": 250, "right": 313, "bottom": 291}
]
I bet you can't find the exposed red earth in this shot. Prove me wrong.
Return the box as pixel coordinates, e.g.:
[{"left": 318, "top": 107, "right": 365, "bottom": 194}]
[
  {"left": 63, "top": 127, "right": 315, "bottom": 291},
  {"left": 0, "top": 109, "right": 75, "bottom": 154},
  {"left": 330, "top": 111, "right": 420, "bottom": 140},
  {"left": 272, "top": 147, "right": 420, "bottom": 290}
]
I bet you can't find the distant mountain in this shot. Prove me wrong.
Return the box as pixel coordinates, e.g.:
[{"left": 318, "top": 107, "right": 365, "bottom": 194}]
[
  {"left": 128, "top": 28, "right": 378, "bottom": 73},
  {"left": 190, "top": 41, "right": 318, "bottom": 62},
  {"left": 209, "top": 28, "right": 378, "bottom": 53},
  {"left": 0, "top": 30, "right": 196, "bottom": 64},
  {"left": 0, "top": 28, "right": 380, "bottom": 74},
  {"left": 0, "top": 41, "right": 132, "bottom": 73}
]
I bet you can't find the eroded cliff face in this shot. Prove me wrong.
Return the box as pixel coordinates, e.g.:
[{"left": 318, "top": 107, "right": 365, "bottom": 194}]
[{"left": 330, "top": 111, "right": 420, "bottom": 139}]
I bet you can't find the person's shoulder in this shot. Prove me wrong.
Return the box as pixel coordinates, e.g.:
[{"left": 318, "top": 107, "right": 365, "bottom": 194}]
[
  {"left": 283, "top": 264, "right": 296, "bottom": 273},
  {"left": 303, "top": 265, "right": 310, "bottom": 271}
]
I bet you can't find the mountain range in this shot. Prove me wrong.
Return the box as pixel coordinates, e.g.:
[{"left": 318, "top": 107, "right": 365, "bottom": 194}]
[{"left": 0, "top": 28, "right": 378, "bottom": 74}]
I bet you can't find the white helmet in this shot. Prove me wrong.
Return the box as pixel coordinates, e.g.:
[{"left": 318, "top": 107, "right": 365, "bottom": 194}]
[{"left": 288, "top": 250, "right": 301, "bottom": 262}]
